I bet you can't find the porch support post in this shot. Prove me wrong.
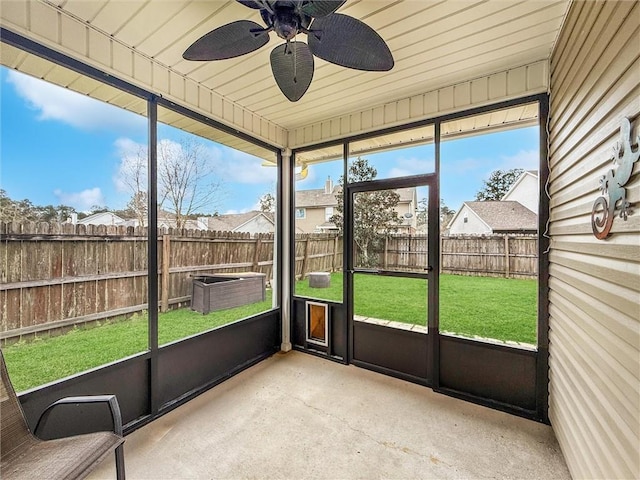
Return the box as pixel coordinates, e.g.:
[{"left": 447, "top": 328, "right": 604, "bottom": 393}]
[{"left": 280, "top": 148, "right": 293, "bottom": 352}]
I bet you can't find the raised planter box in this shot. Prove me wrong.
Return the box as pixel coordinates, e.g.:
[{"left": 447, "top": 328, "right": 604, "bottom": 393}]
[{"left": 191, "top": 272, "right": 266, "bottom": 314}]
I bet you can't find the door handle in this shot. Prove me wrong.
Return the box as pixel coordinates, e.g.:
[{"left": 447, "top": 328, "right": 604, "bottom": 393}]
[{"left": 425, "top": 266, "right": 433, "bottom": 272}]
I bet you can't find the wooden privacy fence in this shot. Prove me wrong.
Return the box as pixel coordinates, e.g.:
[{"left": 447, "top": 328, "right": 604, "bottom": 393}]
[
  {"left": 0, "top": 222, "right": 279, "bottom": 342},
  {"left": 0, "top": 223, "right": 344, "bottom": 341},
  {"left": 0, "top": 222, "right": 536, "bottom": 341},
  {"left": 384, "top": 234, "right": 538, "bottom": 278},
  {"left": 294, "top": 233, "right": 343, "bottom": 280},
  {"left": 440, "top": 234, "right": 538, "bottom": 278}
]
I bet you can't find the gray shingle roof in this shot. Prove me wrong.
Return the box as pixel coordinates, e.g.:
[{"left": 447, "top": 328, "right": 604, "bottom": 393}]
[
  {"left": 295, "top": 186, "right": 339, "bottom": 207},
  {"left": 465, "top": 201, "right": 537, "bottom": 231}
]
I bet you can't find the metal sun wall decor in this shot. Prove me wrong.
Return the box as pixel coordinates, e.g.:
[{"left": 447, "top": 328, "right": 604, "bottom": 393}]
[{"left": 591, "top": 117, "right": 640, "bottom": 240}]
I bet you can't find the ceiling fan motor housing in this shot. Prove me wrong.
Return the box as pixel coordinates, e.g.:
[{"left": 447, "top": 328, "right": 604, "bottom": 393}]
[{"left": 263, "top": 4, "right": 312, "bottom": 41}]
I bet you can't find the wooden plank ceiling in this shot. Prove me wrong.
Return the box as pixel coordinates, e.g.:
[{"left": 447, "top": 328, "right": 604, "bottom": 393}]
[{"left": 1, "top": 0, "right": 570, "bottom": 156}]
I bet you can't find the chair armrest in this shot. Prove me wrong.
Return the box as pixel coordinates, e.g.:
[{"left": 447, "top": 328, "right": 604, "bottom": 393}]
[{"left": 34, "top": 395, "right": 123, "bottom": 438}]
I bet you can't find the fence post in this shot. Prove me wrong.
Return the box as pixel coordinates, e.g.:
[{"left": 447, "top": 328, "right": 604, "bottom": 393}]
[
  {"left": 332, "top": 235, "right": 339, "bottom": 272},
  {"left": 301, "top": 236, "right": 310, "bottom": 278},
  {"left": 384, "top": 236, "right": 388, "bottom": 269},
  {"left": 252, "top": 236, "right": 262, "bottom": 272},
  {"left": 504, "top": 235, "right": 510, "bottom": 279},
  {"left": 439, "top": 236, "right": 443, "bottom": 274},
  {"left": 161, "top": 234, "right": 170, "bottom": 312}
]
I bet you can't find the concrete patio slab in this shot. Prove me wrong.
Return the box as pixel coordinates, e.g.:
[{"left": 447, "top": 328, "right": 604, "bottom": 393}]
[{"left": 89, "top": 350, "right": 570, "bottom": 479}]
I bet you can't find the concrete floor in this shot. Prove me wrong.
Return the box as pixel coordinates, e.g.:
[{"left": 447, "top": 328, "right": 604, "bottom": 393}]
[{"left": 88, "top": 351, "right": 570, "bottom": 479}]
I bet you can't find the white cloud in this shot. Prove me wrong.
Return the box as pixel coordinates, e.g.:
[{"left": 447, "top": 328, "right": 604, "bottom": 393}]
[
  {"left": 388, "top": 156, "right": 434, "bottom": 177},
  {"left": 441, "top": 157, "right": 483, "bottom": 175},
  {"left": 53, "top": 187, "right": 105, "bottom": 211},
  {"left": 6, "top": 70, "right": 145, "bottom": 133},
  {"left": 211, "top": 148, "right": 277, "bottom": 184},
  {"left": 498, "top": 149, "right": 539, "bottom": 171}
]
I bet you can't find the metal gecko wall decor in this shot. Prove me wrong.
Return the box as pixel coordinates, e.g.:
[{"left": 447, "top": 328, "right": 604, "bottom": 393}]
[{"left": 591, "top": 117, "right": 640, "bottom": 240}]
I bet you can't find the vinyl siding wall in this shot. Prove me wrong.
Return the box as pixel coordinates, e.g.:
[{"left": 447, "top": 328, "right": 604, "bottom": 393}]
[{"left": 548, "top": 1, "right": 639, "bottom": 479}]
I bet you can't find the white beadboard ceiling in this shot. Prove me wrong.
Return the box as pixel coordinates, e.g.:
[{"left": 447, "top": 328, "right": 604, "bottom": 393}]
[{"left": 0, "top": 0, "right": 570, "bottom": 158}]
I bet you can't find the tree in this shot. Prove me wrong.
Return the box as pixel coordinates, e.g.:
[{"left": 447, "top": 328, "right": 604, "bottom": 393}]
[
  {"left": 35, "top": 204, "right": 76, "bottom": 223},
  {"left": 0, "top": 190, "right": 77, "bottom": 223},
  {"left": 440, "top": 201, "right": 456, "bottom": 229},
  {"left": 329, "top": 157, "right": 402, "bottom": 267},
  {"left": 259, "top": 192, "right": 276, "bottom": 213},
  {"left": 157, "top": 138, "right": 224, "bottom": 229},
  {"left": 0, "top": 190, "right": 27, "bottom": 222},
  {"left": 475, "top": 168, "right": 524, "bottom": 201},
  {"left": 116, "top": 143, "right": 148, "bottom": 226},
  {"left": 115, "top": 137, "right": 224, "bottom": 229},
  {"left": 415, "top": 198, "right": 455, "bottom": 232},
  {"left": 126, "top": 191, "right": 148, "bottom": 226}
]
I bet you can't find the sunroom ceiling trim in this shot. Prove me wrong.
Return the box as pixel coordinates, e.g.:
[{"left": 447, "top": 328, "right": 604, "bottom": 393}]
[
  {"left": 288, "top": 60, "right": 549, "bottom": 150},
  {"left": 0, "top": 0, "right": 287, "bottom": 150}
]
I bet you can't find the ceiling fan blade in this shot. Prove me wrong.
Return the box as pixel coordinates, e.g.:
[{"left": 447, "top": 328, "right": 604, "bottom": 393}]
[
  {"left": 183, "top": 21, "right": 269, "bottom": 61},
  {"left": 308, "top": 13, "right": 394, "bottom": 71},
  {"left": 270, "top": 42, "right": 314, "bottom": 102},
  {"left": 301, "top": 1, "right": 346, "bottom": 17}
]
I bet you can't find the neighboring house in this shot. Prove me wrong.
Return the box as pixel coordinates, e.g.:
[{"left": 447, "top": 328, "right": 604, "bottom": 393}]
[
  {"left": 501, "top": 170, "right": 539, "bottom": 214},
  {"left": 75, "top": 211, "right": 130, "bottom": 226},
  {"left": 295, "top": 177, "right": 418, "bottom": 234},
  {"left": 74, "top": 210, "right": 275, "bottom": 232},
  {"left": 202, "top": 210, "right": 275, "bottom": 234},
  {"left": 295, "top": 177, "right": 340, "bottom": 234},
  {"left": 156, "top": 211, "right": 207, "bottom": 230},
  {"left": 447, "top": 170, "right": 539, "bottom": 235},
  {"left": 447, "top": 201, "right": 537, "bottom": 235}
]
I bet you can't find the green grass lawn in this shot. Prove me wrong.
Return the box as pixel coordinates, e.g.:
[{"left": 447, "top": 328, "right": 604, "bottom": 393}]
[
  {"left": 3, "top": 292, "right": 273, "bottom": 392},
  {"left": 3, "top": 273, "right": 537, "bottom": 392},
  {"left": 296, "top": 272, "right": 537, "bottom": 343}
]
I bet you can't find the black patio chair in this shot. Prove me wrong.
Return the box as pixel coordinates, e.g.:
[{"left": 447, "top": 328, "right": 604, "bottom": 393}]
[{"left": 0, "top": 349, "right": 125, "bottom": 479}]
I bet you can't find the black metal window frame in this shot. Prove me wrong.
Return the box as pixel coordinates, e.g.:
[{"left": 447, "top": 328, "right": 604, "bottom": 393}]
[
  {"left": 1, "top": 27, "right": 285, "bottom": 428},
  {"left": 291, "top": 93, "right": 550, "bottom": 423}
]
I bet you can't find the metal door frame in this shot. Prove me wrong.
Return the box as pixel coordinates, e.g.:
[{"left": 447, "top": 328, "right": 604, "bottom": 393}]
[{"left": 345, "top": 173, "right": 439, "bottom": 384}]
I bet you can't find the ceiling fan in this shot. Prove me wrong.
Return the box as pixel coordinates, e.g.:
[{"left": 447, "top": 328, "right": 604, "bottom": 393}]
[{"left": 183, "top": 0, "right": 394, "bottom": 102}]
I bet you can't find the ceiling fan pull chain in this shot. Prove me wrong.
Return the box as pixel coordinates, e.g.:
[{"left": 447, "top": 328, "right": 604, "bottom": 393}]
[{"left": 293, "top": 34, "right": 298, "bottom": 84}]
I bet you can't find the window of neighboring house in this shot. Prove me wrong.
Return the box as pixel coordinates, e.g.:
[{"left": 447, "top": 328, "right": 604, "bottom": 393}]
[
  {"left": 324, "top": 207, "right": 333, "bottom": 222},
  {"left": 463, "top": 214, "right": 468, "bottom": 223},
  {"left": 296, "top": 208, "right": 306, "bottom": 219}
]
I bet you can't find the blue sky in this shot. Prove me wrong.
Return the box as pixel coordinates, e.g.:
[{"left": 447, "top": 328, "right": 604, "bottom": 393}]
[{"left": 0, "top": 66, "right": 539, "bottom": 215}]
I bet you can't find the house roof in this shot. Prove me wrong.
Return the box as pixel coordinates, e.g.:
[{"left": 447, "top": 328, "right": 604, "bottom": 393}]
[
  {"left": 295, "top": 187, "right": 340, "bottom": 208},
  {"left": 295, "top": 186, "right": 415, "bottom": 208},
  {"left": 205, "top": 211, "right": 273, "bottom": 232},
  {"left": 462, "top": 201, "right": 538, "bottom": 232}
]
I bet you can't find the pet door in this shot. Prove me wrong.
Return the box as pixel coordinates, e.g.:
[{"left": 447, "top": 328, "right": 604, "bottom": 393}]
[{"left": 306, "top": 301, "right": 328, "bottom": 346}]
